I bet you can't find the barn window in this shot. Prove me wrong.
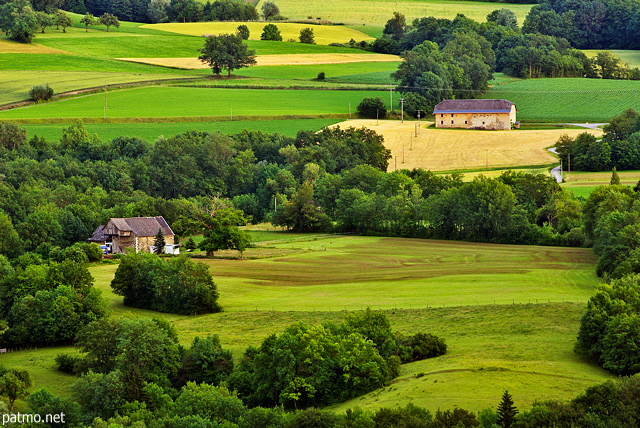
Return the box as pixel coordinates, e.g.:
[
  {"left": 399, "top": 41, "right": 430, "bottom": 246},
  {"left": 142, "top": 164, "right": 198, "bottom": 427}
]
[
  {"left": 482, "top": 121, "right": 485, "bottom": 125},
  {"left": 451, "top": 114, "right": 454, "bottom": 117},
  {"left": 465, "top": 121, "right": 468, "bottom": 124},
  {"left": 440, "top": 121, "right": 443, "bottom": 124},
  {"left": 451, "top": 120, "right": 454, "bottom": 124},
  {"left": 440, "top": 114, "right": 443, "bottom": 117}
]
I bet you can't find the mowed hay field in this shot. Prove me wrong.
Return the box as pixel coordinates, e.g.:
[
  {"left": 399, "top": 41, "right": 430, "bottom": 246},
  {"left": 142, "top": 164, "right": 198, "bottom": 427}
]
[
  {"left": 335, "top": 119, "right": 602, "bottom": 171},
  {"left": 143, "top": 22, "right": 375, "bottom": 45},
  {"left": 120, "top": 53, "right": 400, "bottom": 69},
  {"left": 256, "top": 0, "right": 533, "bottom": 26}
]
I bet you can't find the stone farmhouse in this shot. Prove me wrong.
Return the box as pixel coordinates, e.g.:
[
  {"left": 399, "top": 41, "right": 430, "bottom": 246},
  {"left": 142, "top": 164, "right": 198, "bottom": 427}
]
[
  {"left": 433, "top": 99, "right": 517, "bottom": 130},
  {"left": 88, "top": 216, "right": 178, "bottom": 254}
]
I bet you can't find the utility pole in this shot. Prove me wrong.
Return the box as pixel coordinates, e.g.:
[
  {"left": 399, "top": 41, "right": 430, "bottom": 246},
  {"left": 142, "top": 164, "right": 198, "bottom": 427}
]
[
  {"left": 230, "top": 108, "right": 233, "bottom": 120},
  {"left": 103, "top": 81, "right": 107, "bottom": 119},
  {"left": 376, "top": 109, "right": 379, "bottom": 125},
  {"left": 399, "top": 98, "right": 405, "bottom": 122},
  {"left": 349, "top": 101, "right": 351, "bottom": 119},
  {"left": 389, "top": 85, "right": 394, "bottom": 112},
  {"left": 568, "top": 153, "right": 571, "bottom": 175},
  {"left": 416, "top": 110, "right": 422, "bottom": 135}
]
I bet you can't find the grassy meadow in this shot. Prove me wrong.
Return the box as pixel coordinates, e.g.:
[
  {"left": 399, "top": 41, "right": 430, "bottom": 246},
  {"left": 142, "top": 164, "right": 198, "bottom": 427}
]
[
  {"left": 22, "top": 118, "right": 341, "bottom": 142},
  {"left": 583, "top": 49, "right": 640, "bottom": 68},
  {"left": 2, "top": 233, "right": 606, "bottom": 411},
  {"left": 0, "top": 87, "right": 391, "bottom": 119},
  {"left": 561, "top": 170, "right": 639, "bottom": 198},
  {"left": 256, "top": 0, "right": 533, "bottom": 26}
]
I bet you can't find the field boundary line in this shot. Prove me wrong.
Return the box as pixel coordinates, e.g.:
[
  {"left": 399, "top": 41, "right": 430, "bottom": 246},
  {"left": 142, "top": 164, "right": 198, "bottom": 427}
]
[{"left": 0, "top": 113, "right": 350, "bottom": 125}]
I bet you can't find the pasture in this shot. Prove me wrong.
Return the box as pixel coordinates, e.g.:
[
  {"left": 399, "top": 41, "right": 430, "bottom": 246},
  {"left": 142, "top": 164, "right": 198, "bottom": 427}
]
[
  {"left": 1, "top": 234, "right": 607, "bottom": 410},
  {"left": 561, "top": 170, "right": 639, "bottom": 198},
  {"left": 255, "top": 0, "right": 533, "bottom": 26},
  {"left": 334, "top": 119, "right": 602, "bottom": 172},
  {"left": 0, "top": 87, "right": 390, "bottom": 119},
  {"left": 485, "top": 78, "right": 640, "bottom": 122},
  {"left": 583, "top": 49, "right": 640, "bottom": 68},
  {"left": 143, "top": 22, "right": 375, "bottom": 45},
  {"left": 21, "top": 118, "right": 341, "bottom": 141}
]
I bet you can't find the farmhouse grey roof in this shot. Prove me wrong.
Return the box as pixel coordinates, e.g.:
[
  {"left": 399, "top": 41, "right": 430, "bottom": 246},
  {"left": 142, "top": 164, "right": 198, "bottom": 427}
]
[
  {"left": 88, "top": 225, "right": 106, "bottom": 242},
  {"left": 434, "top": 99, "right": 515, "bottom": 114},
  {"left": 104, "top": 217, "right": 174, "bottom": 237}
]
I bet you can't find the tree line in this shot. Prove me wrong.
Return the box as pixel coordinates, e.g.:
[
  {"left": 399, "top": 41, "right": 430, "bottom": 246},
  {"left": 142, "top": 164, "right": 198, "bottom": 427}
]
[{"left": 555, "top": 109, "right": 640, "bottom": 172}]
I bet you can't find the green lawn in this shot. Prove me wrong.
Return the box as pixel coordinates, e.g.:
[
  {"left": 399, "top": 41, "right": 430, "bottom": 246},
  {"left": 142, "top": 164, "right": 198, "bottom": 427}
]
[
  {"left": 22, "top": 118, "right": 340, "bottom": 141},
  {"left": 0, "top": 87, "right": 391, "bottom": 119},
  {"left": 485, "top": 78, "right": 640, "bottom": 122},
  {"left": 258, "top": 0, "right": 533, "bottom": 26},
  {"left": 234, "top": 62, "right": 400, "bottom": 81}
]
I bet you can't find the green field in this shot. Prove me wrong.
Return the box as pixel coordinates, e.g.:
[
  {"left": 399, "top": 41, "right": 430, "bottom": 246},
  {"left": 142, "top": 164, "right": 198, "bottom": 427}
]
[
  {"left": 583, "top": 49, "right": 640, "bottom": 68},
  {"left": 235, "top": 61, "right": 400, "bottom": 82},
  {"left": 486, "top": 78, "right": 640, "bottom": 122},
  {"left": 561, "top": 170, "right": 639, "bottom": 198},
  {"left": 22, "top": 118, "right": 341, "bottom": 141},
  {"left": 0, "top": 234, "right": 609, "bottom": 412},
  {"left": 0, "top": 87, "right": 391, "bottom": 119},
  {"left": 258, "top": 0, "right": 533, "bottom": 26}
]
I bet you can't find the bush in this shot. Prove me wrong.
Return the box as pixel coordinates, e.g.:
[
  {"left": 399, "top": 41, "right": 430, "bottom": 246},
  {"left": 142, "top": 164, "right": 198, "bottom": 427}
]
[
  {"left": 29, "top": 84, "right": 54, "bottom": 102},
  {"left": 236, "top": 24, "right": 249, "bottom": 40},
  {"left": 316, "top": 72, "right": 325, "bottom": 80},
  {"left": 357, "top": 97, "right": 387, "bottom": 119},
  {"left": 299, "top": 27, "right": 314, "bottom": 44},
  {"left": 55, "top": 353, "right": 84, "bottom": 375},
  {"left": 261, "top": 23, "right": 282, "bottom": 41}
]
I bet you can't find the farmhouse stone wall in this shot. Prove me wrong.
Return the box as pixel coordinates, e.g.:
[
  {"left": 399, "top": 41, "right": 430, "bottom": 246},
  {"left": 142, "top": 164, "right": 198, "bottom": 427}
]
[{"left": 435, "top": 104, "right": 517, "bottom": 130}]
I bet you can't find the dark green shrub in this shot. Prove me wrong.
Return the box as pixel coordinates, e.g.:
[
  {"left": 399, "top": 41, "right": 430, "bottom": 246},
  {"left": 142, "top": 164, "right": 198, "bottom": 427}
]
[
  {"left": 29, "top": 84, "right": 54, "bottom": 102},
  {"left": 55, "top": 353, "right": 84, "bottom": 375},
  {"left": 236, "top": 24, "right": 249, "bottom": 40},
  {"left": 357, "top": 97, "right": 387, "bottom": 119},
  {"left": 316, "top": 71, "right": 325, "bottom": 80}
]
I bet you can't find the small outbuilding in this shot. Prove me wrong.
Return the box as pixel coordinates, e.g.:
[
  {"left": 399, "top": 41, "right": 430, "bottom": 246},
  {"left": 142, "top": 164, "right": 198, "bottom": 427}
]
[
  {"left": 93, "top": 216, "right": 178, "bottom": 254},
  {"left": 433, "top": 99, "right": 517, "bottom": 130}
]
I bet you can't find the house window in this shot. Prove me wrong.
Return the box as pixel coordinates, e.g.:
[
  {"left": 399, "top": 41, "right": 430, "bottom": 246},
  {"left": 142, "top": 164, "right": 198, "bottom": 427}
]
[
  {"left": 465, "top": 121, "right": 468, "bottom": 124},
  {"left": 451, "top": 114, "right": 454, "bottom": 117},
  {"left": 440, "top": 114, "right": 443, "bottom": 117},
  {"left": 451, "top": 120, "right": 454, "bottom": 124},
  {"left": 440, "top": 121, "right": 444, "bottom": 124},
  {"left": 482, "top": 121, "right": 485, "bottom": 124}
]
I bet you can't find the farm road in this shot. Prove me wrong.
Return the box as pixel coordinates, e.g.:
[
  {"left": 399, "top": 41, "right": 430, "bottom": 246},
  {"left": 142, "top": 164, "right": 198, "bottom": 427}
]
[{"left": 549, "top": 123, "right": 607, "bottom": 182}]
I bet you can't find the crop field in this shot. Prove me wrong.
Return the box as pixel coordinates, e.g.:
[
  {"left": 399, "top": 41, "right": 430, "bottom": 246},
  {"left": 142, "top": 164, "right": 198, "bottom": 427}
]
[
  {"left": 0, "top": 87, "right": 390, "bottom": 119},
  {"left": 256, "top": 0, "right": 533, "bottom": 26},
  {"left": 561, "top": 170, "right": 638, "bottom": 198},
  {"left": 21, "top": 118, "right": 340, "bottom": 142},
  {"left": 121, "top": 54, "right": 399, "bottom": 69},
  {"left": 143, "top": 22, "right": 375, "bottom": 45},
  {"left": 583, "top": 49, "right": 640, "bottom": 68},
  {"left": 485, "top": 78, "right": 640, "bottom": 122},
  {"left": 333, "top": 119, "right": 602, "bottom": 171}
]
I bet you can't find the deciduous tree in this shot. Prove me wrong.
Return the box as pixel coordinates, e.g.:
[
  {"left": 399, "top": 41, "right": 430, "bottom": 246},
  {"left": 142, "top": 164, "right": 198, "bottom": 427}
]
[{"left": 198, "top": 34, "right": 256, "bottom": 77}]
